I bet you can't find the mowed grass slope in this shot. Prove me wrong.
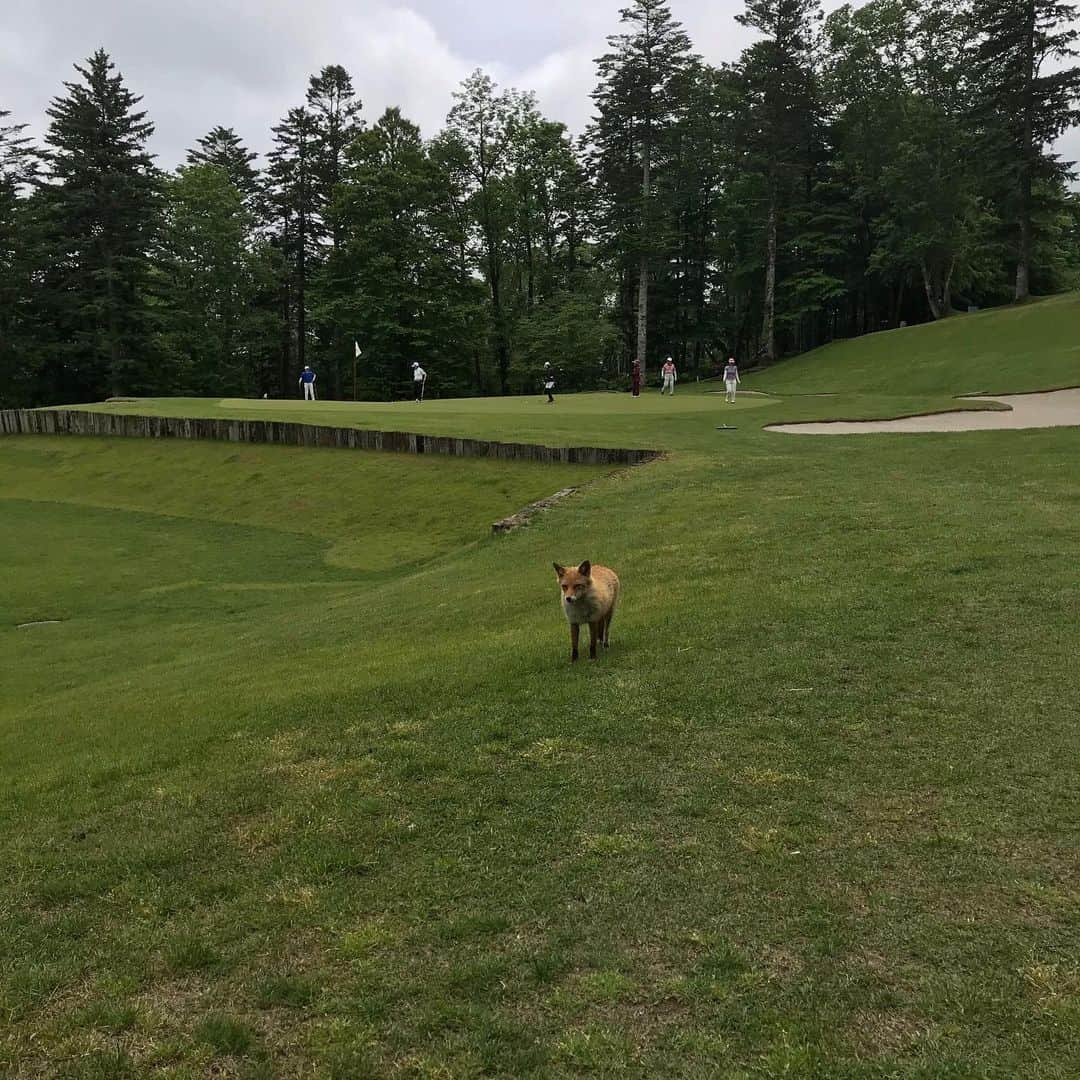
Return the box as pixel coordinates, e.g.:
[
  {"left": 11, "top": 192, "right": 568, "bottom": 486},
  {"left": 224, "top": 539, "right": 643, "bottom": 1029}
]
[
  {"left": 747, "top": 291, "right": 1080, "bottom": 397},
  {"left": 0, "top": 439, "right": 603, "bottom": 777},
  {"left": 0, "top": 437, "right": 605, "bottom": 580},
  {"left": 3, "top": 302, "right": 1080, "bottom": 1077}
]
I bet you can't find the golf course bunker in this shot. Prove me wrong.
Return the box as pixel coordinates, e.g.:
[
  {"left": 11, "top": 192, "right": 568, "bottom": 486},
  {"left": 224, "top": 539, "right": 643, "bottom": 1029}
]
[{"left": 768, "top": 387, "right": 1080, "bottom": 435}]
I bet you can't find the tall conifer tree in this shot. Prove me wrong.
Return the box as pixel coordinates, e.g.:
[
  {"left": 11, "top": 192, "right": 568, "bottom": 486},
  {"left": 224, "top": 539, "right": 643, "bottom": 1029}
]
[
  {"left": 268, "top": 106, "right": 318, "bottom": 381},
  {"left": 591, "top": 1, "right": 693, "bottom": 378},
  {"left": 0, "top": 112, "right": 36, "bottom": 405},
  {"left": 973, "top": 0, "right": 1080, "bottom": 299},
  {"left": 186, "top": 126, "right": 259, "bottom": 196},
  {"left": 441, "top": 71, "right": 517, "bottom": 393},
  {"left": 307, "top": 65, "right": 363, "bottom": 395},
  {"left": 737, "top": 0, "right": 823, "bottom": 361},
  {"left": 40, "top": 50, "right": 161, "bottom": 399}
]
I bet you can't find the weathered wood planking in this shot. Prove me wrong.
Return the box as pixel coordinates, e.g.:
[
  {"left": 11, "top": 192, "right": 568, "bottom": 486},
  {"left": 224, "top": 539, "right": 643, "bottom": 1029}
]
[{"left": 0, "top": 409, "right": 662, "bottom": 468}]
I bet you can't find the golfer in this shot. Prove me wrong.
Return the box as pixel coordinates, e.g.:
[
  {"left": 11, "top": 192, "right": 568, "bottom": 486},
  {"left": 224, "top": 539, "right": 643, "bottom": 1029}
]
[
  {"left": 723, "top": 358, "right": 740, "bottom": 403},
  {"left": 661, "top": 357, "right": 677, "bottom": 395},
  {"left": 412, "top": 362, "right": 427, "bottom": 402},
  {"left": 544, "top": 362, "right": 556, "bottom": 404},
  {"left": 299, "top": 365, "right": 317, "bottom": 400}
]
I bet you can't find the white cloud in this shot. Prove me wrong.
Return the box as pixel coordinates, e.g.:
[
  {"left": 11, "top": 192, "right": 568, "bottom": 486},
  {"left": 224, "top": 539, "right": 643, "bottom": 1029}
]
[
  {"left": 337, "top": 7, "right": 475, "bottom": 135},
  {"left": 1, "top": 0, "right": 1076, "bottom": 179}
]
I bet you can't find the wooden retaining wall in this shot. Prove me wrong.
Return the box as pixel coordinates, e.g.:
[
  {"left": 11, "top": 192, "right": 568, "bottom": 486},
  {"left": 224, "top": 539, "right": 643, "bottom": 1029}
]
[{"left": 0, "top": 409, "right": 661, "bottom": 468}]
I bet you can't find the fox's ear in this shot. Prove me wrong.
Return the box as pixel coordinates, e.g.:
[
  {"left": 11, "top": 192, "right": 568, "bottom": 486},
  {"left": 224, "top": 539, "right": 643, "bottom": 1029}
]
[
  {"left": 578, "top": 560, "right": 592, "bottom": 577},
  {"left": 553, "top": 563, "right": 566, "bottom": 578}
]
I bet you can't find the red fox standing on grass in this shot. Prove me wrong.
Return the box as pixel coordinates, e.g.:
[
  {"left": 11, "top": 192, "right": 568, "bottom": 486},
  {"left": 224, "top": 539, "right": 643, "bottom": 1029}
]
[{"left": 553, "top": 561, "right": 621, "bottom": 662}]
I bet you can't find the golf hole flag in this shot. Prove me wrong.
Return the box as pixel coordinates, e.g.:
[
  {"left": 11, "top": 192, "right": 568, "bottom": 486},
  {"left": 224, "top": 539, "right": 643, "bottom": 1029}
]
[{"left": 355, "top": 342, "right": 362, "bottom": 359}]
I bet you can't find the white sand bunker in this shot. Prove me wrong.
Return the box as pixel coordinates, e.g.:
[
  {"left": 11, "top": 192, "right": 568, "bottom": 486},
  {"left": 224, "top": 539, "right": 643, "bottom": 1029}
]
[{"left": 768, "top": 388, "right": 1080, "bottom": 435}]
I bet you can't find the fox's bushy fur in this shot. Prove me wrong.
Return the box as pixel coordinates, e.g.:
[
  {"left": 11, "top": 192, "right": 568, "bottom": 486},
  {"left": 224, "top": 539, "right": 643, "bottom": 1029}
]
[{"left": 553, "top": 560, "right": 620, "bottom": 662}]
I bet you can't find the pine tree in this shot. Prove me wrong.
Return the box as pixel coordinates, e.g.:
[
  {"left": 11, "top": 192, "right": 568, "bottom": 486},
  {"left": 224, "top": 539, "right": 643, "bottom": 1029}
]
[
  {"left": 323, "top": 107, "right": 484, "bottom": 399},
  {"left": 306, "top": 65, "right": 363, "bottom": 395},
  {"left": 821, "top": 0, "right": 917, "bottom": 335},
  {"left": 267, "top": 106, "right": 319, "bottom": 385},
  {"left": 869, "top": 2, "right": 1000, "bottom": 320},
  {"left": 973, "top": 0, "right": 1080, "bottom": 299},
  {"left": 441, "top": 71, "right": 517, "bottom": 394},
  {"left": 591, "top": 0, "right": 693, "bottom": 379},
  {"left": 737, "top": 0, "right": 823, "bottom": 361},
  {"left": 0, "top": 111, "right": 37, "bottom": 405},
  {"left": 307, "top": 66, "right": 363, "bottom": 245},
  {"left": 656, "top": 61, "right": 740, "bottom": 373},
  {"left": 186, "top": 126, "right": 259, "bottom": 196},
  {"left": 158, "top": 164, "right": 279, "bottom": 395},
  {"left": 40, "top": 50, "right": 162, "bottom": 399}
]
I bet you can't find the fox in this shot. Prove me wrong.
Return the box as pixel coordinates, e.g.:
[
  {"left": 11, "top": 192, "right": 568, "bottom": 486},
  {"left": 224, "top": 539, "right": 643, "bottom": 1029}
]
[{"left": 553, "top": 560, "right": 620, "bottom": 662}]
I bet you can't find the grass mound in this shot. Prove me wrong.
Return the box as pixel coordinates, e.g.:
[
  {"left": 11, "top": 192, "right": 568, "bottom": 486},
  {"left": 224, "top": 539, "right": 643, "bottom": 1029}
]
[
  {"left": 748, "top": 291, "right": 1080, "bottom": 397},
  {"left": 0, "top": 436, "right": 603, "bottom": 581}
]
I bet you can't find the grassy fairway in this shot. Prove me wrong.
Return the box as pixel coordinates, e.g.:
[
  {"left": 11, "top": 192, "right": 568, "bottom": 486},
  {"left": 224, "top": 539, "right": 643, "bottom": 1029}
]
[
  {"left": 3, "top": 299, "right": 1080, "bottom": 1077},
  {"left": 747, "top": 291, "right": 1080, "bottom": 397}
]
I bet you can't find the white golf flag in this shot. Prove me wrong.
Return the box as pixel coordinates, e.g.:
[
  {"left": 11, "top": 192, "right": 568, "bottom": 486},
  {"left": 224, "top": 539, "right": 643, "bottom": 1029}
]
[{"left": 354, "top": 341, "right": 362, "bottom": 359}]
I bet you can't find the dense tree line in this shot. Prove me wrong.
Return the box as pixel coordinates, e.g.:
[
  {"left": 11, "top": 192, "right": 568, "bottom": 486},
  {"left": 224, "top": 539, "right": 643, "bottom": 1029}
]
[{"left": 2, "top": 0, "right": 1078, "bottom": 407}]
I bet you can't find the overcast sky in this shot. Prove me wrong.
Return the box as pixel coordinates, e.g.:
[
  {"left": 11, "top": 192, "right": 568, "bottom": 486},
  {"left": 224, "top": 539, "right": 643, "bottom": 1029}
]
[{"left": 3, "top": 0, "right": 1078, "bottom": 169}]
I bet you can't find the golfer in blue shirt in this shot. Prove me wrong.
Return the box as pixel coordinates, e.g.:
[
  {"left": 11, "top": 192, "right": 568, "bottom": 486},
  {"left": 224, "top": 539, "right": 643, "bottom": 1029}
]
[{"left": 299, "top": 366, "right": 317, "bottom": 400}]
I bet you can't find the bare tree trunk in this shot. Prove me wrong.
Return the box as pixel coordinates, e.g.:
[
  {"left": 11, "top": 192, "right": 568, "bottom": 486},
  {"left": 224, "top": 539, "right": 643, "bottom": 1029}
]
[
  {"left": 921, "top": 258, "right": 955, "bottom": 320},
  {"left": 921, "top": 261, "right": 942, "bottom": 320},
  {"left": 636, "top": 149, "right": 650, "bottom": 382},
  {"left": 105, "top": 249, "right": 121, "bottom": 397},
  {"left": 1015, "top": 209, "right": 1032, "bottom": 300},
  {"left": 297, "top": 206, "right": 306, "bottom": 371},
  {"left": 890, "top": 278, "right": 906, "bottom": 329},
  {"left": 1016, "top": 175, "right": 1033, "bottom": 301},
  {"left": 279, "top": 281, "right": 292, "bottom": 397},
  {"left": 488, "top": 241, "right": 509, "bottom": 395},
  {"left": 761, "top": 196, "right": 778, "bottom": 362},
  {"left": 1016, "top": 1, "right": 1035, "bottom": 301}
]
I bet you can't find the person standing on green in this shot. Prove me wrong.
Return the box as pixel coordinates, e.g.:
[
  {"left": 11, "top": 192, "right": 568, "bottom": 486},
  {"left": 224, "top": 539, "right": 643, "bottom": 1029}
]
[
  {"left": 412, "top": 362, "right": 427, "bottom": 402},
  {"left": 661, "top": 357, "right": 677, "bottom": 395},
  {"left": 724, "top": 358, "right": 740, "bottom": 403},
  {"left": 543, "top": 362, "right": 556, "bottom": 404}
]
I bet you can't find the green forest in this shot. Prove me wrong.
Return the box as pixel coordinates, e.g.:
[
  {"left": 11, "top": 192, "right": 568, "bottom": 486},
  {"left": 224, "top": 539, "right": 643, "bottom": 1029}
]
[{"left": 1, "top": 0, "right": 1078, "bottom": 407}]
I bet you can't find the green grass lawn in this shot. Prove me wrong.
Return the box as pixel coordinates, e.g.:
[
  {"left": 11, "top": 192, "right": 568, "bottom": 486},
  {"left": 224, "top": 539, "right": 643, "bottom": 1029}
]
[
  {"left": 747, "top": 291, "right": 1080, "bottom": 397},
  {"left": 64, "top": 290, "right": 1080, "bottom": 446},
  {"left": 3, "top": 297, "right": 1080, "bottom": 1077}
]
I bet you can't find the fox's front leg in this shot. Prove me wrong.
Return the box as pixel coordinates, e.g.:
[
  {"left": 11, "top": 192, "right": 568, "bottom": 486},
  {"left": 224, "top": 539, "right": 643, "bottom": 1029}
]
[
  {"left": 570, "top": 623, "right": 580, "bottom": 663},
  {"left": 589, "top": 622, "right": 600, "bottom": 660}
]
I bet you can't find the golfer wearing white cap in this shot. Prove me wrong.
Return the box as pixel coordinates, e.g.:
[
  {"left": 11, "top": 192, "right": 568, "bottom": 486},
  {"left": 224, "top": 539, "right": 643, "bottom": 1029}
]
[
  {"left": 412, "top": 362, "right": 427, "bottom": 402},
  {"left": 661, "top": 357, "right": 677, "bottom": 396}
]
